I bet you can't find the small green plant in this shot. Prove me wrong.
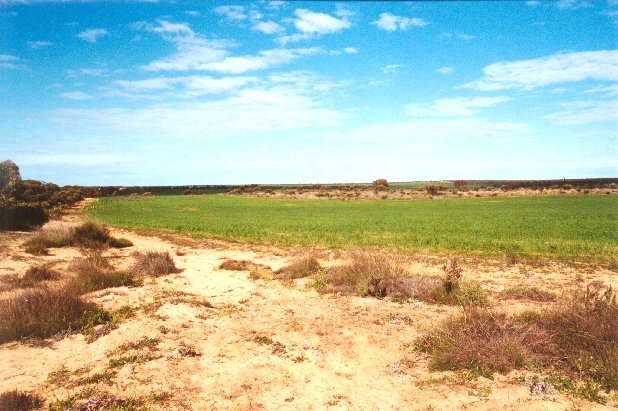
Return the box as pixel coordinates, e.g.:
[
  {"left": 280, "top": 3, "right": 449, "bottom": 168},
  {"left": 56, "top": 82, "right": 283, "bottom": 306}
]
[{"left": 0, "top": 390, "right": 43, "bottom": 411}]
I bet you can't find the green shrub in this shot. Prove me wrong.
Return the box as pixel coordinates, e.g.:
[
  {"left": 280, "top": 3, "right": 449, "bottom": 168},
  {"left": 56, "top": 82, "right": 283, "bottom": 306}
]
[{"left": 0, "top": 203, "right": 49, "bottom": 231}]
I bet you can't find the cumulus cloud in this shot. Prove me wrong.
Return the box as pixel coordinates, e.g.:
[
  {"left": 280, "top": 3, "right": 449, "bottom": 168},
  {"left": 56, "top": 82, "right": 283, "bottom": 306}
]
[
  {"left": 381, "top": 64, "right": 403, "bottom": 75},
  {"left": 459, "top": 50, "right": 618, "bottom": 91},
  {"left": 77, "top": 28, "right": 107, "bottom": 43},
  {"left": 252, "top": 20, "right": 284, "bottom": 34},
  {"left": 278, "top": 9, "right": 350, "bottom": 44},
  {"left": 405, "top": 96, "right": 511, "bottom": 117},
  {"left": 199, "top": 47, "right": 322, "bottom": 74},
  {"left": 214, "top": 5, "right": 247, "bottom": 21},
  {"left": 371, "top": 12, "right": 429, "bottom": 31},
  {"left": 27, "top": 40, "right": 52, "bottom": 49}
]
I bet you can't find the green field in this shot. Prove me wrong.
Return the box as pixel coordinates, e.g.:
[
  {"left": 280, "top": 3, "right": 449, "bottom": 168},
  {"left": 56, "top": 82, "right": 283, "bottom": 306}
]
[{"left": 85, "top": 194, "right": 617, "bottom": 262}]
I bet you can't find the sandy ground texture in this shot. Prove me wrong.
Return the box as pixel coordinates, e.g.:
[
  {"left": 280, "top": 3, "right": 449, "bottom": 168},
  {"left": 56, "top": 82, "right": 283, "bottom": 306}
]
[{"left": 0, "top": 201, "right": 616, "bottom": 410}]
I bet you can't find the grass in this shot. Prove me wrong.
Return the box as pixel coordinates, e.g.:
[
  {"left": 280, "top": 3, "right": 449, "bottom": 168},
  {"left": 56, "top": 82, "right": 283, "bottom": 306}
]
[
  {"left": 499, "top": 285, "right": 557, "bottom": 302},
  {"left": 0, "top": 288, "right": 106, "bottom": 343},
  {"left": 417, "top": 282, "right": 618, "bottom": 396},
  {"left": 275, "top": 254, "right": 321, "bottom": 279},
  {"left": 85, "top": 194, "right": 617, "bottom": 262},
  {"left": 128, "top": 251, "right": 180, "bottom": 276},
  {"left": 0, "top": 390, "right": 43, "bottom": 411}
]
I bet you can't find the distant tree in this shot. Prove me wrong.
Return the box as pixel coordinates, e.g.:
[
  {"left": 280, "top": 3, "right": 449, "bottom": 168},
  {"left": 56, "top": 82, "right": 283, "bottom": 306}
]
[{"left": 453, "top": 180, "right": 469, "bottom": 189}]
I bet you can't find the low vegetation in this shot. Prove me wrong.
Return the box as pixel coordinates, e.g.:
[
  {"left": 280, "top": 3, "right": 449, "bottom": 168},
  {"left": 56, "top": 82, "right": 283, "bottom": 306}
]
[
  {"left": 0, "top": 390, "right": 43, "bottom": 411},
  {"left": 129, "top": 251, "right": 180, "bottom": 276},
  {"left": 417, "top": 282, "right": 618, "bottom": 399},
  {"left": 499, "top": 285, "right": 557, "bottom": 302},
  {"left": 275, "top": 254, "right": 321, "bottom": 279},
  {"left": 0, "top": 287, "right": 107, "bottom": 343},
  {"left": 86, "top": 194, "right": 617, "bottom": 261}
]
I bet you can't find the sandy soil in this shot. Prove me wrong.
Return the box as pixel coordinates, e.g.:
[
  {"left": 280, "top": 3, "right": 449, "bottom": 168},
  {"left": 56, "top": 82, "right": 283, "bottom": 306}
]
[{"left": 0, "top": 201, "right": 616, "bottom": 410}]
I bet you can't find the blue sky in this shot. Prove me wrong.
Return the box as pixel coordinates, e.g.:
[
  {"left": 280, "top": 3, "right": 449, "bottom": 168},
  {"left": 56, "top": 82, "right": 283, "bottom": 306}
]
[{"left": 0, "top": 0, "right": 616, "bottom": 185}]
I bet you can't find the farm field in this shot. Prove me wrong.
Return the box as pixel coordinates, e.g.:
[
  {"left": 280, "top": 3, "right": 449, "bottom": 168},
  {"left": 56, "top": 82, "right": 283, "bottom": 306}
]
[{"left": 85, "top": 194, "right": 618, "bottom": 262}]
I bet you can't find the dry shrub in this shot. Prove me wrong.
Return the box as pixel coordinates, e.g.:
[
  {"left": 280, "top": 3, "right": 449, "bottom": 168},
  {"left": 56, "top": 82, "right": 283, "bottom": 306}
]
[
  {"left": 109, "top": 237, "right": 133, "bottom": 249},
  {"left": 499, "top": 285, "right": 557, "bottom": 302},
  {"left": 65, "top": 269, "right": 136, "bottom": 295},
  {"left": 389, "top": 275, "right": 441, "bottom": 302},
  {"left": 22, "top": 223, "right": 73, "bottom": 255},
  {"left": 70, "top": 221, "right": 111, "bottom": 249},
  {"left": 0, "top": 288, "right": 100, "bottom": 343},
  {"left": 276, "top": 254, "right": 321, "bottom": 279},
  {"left": 129, "top": 251, "right": 180, "bottom": 276},
  {"left": 0, "top": 390, "right": 43, "bottom": 411},
  {"left": 321, "top": 249, "right": 408, "bottom": 297},
  {"left": 416, "top": 308, "right": 554, "bottom": 375},
  {"left": 539, "top": 283, "right": 618, "bottom": 391},
  {"left": 218, "top": 259, "right": 252, "bottom": 271},
  {"left": 23, "top": 264, "right": 58, "bottom": 284},
  {"left": 428, "top": 259, "right": 489, "bottom": 306}
]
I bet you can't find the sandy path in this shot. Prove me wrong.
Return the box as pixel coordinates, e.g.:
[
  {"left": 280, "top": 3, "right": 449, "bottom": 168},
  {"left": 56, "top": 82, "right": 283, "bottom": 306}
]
[{"left": 0, "top": 200, "right": 615, "bottom": 410}]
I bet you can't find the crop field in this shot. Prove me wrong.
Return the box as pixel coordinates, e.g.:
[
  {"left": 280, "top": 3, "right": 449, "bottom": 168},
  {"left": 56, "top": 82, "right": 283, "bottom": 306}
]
[{"left": 85, "top": 194, "right": 617, "bottom": 262}]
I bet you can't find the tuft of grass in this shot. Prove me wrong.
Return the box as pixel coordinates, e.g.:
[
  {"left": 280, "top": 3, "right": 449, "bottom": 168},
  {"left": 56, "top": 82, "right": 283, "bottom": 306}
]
[
  {"left": 218, "top": 259, "right": 252, "bottom": 271},
  {"left": 0, "top": 390, "right": 43, "bottom": 411},
  {"left": 109, "top": 237, "right": 133, "bottom": 249},
  {"left": 23, "top": 264, "right": 59, "bottom": 284},
  {"left": 276, "top": 254, "right": 321, "bottom": 279},
  {"left": 129, "top": 251, "right": 180, "bottom": 276},
  {"left": 23, "top": 237, "right": 51, "bottom": 256},
  {"left": 416, "top": 307, "right": 554, "bottom": 375},
  {"left": 70, "top": 221, "right": 111, "bottom": 249},
  {"left": 65, "top": 269, "right": 137, "bottom": 295},
  {"left": 23, "top": 224, "right": 73, "bottom": 255},
  {"left": 538, "top": 283, "right": 618, "bottom": 392},
  {"left": 430, "top": 283, "right": 490, "bottom": 307},
  {"left": 0, "top": 288, "right": 103, "bottom": 343},
  {"left": 499, "top": 285, "right": 557, "bottom": 302}
]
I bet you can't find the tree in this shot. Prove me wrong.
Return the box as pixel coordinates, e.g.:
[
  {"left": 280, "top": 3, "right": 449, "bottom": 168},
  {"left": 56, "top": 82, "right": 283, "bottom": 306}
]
[
  {"left": 372, "top": 179, "right": 389, "bottom": 191},
  {"left": 0, "top": 160, "right": 22, "bottom": 199}
]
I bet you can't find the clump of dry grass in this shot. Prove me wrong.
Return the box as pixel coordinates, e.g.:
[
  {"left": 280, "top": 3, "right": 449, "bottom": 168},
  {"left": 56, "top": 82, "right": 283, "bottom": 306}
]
[
  {"left": 0, "top": 288, "right": 101, "bottom": 343},
  {"left": 539, "top": 283, "right": 618, "bottom": 391},
  {"left": 499, "top": 285, "right": 557, "bottom": 302},
  {"left": 70, "top": 221, "right": 111, "bottom": 249},
  {"left": 415, "top": 307, "right": 554, "bottom": 375},
  {"left": 23, "top": 264, "right": 59, "bottom": 284},
  {"left": 23, "top": 223, "right": 73, "bottom": 255},
  {"left": 129, "top": 251, "right": 180, "bottom": 276},
  {"left": 0, "top": 390, "right": 43, "bottom": 411},
  {"left": 218, "top": 259, "right": 252, "bottom": 271},
  {"left": 65, "top": 253, "right": 138, "bottom": 295},
  {"left": 276, "top": 254, "right": 321, "bottom": 279}
]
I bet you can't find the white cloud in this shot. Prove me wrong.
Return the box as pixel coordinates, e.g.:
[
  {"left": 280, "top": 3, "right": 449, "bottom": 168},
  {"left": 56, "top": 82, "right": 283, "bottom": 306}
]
[
  {"left": 344, "top": 47, "right": 358, "bottom": 54},
  {"left": 371, "top": 13, "right": 429, "bottom": 31},
  {"left": 52, "top": 87, "right": 344, "bottom": 139},
  {"left": 77, "top": 28, "right": 107, "bottom": 43},
  {"left": 584, "top": 84, "right": 618, "bottom": 96},
  {"left": 139, "top": 20, "right": 229, "bottom": 71},
  {"left": 543, "top": 99, "right": 618, "bottom": 124},
  {"left": 27, "top": 40, "right": 52, "bottom": 49},
  {"left": 199, "top": 47, "right": 322, "bottom": 74},
  {"left": 436, "top": 66, "right": 454, "bottom": 74},
  {"left": 526, "top": 1, "right": 541, "bottom": 6},
  {"left": 214, "top": 5, "right": 247, "bottom": 21},
  {"left": 381, "top": 64, "right": 403, "bottom": 75},
  {"left": 405, "top": 96, "right": 511, "bottom": 117},
  {"left": 460, "top": 50, "right": 618, "bottom": 91},
  {"left": 293, "top": 9, "right": 351, "bottom": 34},
  {"left": 252, "top": 20, "right": 284, "bottom": 34},
  {"left": 59, "top": 91, "right": 92, "bottom": 100},
  {"left": 557, "top": 0, "right": 592, "bottom": 10},
  {"left": 186, "top": 11, "right": 200, "bottom": 17},
  {"left": 458, "top": 33, "right": 475, "bottom": 40},
  {"left": 0, "top": 54, "right": 20, "bottom": 68},
  {"left": 113, "top": 75, "right": 258, "bottom": 98}
]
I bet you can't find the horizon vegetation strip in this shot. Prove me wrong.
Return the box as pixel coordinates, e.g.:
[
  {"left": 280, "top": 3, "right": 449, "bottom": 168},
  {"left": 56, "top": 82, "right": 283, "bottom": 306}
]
[{"left": 84, "top": 194, "right": 617, "bottom": 262}]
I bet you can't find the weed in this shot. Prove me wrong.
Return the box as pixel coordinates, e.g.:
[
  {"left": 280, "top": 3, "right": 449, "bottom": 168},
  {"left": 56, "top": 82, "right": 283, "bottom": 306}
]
[
  {"left": 430, "top": 283, "right": 490, "bottom": 307},
  {"left": 499, "top": 286, "right": 557, "bottom": 302},
  {"left": 416, "top": 308, "right": 553, "bottom": 375},
  {"left": 218, "top": 259, "right": 252, "bottom": 271},
  {"left": 442, "top": 259, "right": 462, "bottom": 293},
  {"left": 276, "top": 254, "right": 321, "bottom": 279},
  {"left": 108, "top": 354, "right": 159, "bottom": 368},
  {"left": 23, "top": 264, "right": 58, "bottom": 283},
  {"left": 113, "top": 337, "right": 160, "bottom": 354},
  {"left": 0, "top": 390, "right": 43, "bottom": 411},
  {"left": 0, "top": 288, "right": 103, "bottom": 343},
  {"left": 109, "top": 237, "right": 133, "bottom": 249},
  {"left": 129, "top": 251, "right": 180, "bottom": 276},
  {"left": 66, "top": 269, "right": 136, "bottom": 295}
]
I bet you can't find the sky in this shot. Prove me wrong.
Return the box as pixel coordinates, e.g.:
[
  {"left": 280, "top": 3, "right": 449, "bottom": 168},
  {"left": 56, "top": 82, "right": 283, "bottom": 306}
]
[{"left": 0, "top": 0, "right": 617, "bottom": 186}]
